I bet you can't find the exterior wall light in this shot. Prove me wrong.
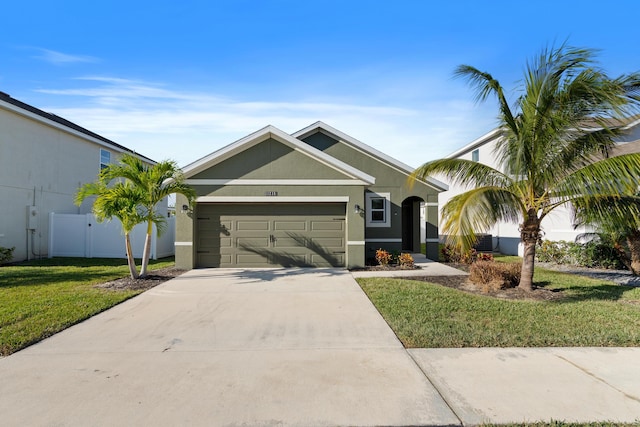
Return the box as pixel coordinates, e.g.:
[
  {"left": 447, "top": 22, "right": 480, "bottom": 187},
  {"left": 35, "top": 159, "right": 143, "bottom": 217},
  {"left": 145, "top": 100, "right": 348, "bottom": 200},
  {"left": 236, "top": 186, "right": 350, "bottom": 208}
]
[
  {"left": 354, "top": 204, "right": 364, "bottom": 214},
  {"left": 181, "top": 204, "right": 189, "bottom": 213}
]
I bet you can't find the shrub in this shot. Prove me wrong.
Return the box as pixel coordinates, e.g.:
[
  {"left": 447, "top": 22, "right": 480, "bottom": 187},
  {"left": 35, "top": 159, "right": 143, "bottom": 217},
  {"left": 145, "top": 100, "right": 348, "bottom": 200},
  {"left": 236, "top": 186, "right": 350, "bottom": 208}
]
[
  {"left": 476, "top": 252, "right": 494, "bottom": 262},
  {"left": 375, "top": 249, "right": 392, "bottom": 266},
  {"left": 441, "top": 245, "right": 493, "bottom": 264},
  {"left": 469, "top": 260, "right": 521, "bottom": 292},
  {"left": 0, "top": 246, "right": 14, "bottom": 264},
  {"left": 536, "top": 239, "right": 625, "bottom": 270},
  {"left": 398, "top": 253, "right": 414, "bottom": 268}
]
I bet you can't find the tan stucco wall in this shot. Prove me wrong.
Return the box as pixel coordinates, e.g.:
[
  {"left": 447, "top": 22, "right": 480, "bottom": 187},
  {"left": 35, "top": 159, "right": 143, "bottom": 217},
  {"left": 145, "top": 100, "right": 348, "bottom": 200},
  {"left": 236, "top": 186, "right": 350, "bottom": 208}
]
[{"left": 0, "top": 104, "right": 164, "bottom": 262}]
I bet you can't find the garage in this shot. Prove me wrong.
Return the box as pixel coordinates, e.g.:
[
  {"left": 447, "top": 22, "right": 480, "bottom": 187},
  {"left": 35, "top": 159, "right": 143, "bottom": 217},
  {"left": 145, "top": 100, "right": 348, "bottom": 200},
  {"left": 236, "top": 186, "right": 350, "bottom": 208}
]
[{"left": 196, "top": 203, "right": 346, "bottom": 268}]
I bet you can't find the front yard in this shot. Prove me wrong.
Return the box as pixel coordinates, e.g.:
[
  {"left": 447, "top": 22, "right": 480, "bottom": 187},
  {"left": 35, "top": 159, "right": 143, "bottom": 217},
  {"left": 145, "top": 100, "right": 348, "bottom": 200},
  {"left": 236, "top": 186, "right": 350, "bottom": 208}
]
[
  {"left": 0, "top": 257, "right": 177, "bottom": 356},
  {"left": 358, "top": 264, "right": 640, "bottom": 348}
]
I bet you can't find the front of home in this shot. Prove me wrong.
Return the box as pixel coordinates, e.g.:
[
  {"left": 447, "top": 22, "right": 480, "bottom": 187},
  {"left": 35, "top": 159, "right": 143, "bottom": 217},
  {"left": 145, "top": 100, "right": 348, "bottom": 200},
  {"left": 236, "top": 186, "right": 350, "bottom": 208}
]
[{"left": 175, "top": 122, "right": 446, "bottom": 269}]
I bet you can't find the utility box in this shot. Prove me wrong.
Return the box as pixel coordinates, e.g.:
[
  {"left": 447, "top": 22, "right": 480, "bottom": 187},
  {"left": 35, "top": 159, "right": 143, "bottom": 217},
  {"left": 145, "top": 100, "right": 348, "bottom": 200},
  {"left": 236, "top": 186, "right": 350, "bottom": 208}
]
[{"left": 26, "top": 206, "right": 38, "bottom": 230}]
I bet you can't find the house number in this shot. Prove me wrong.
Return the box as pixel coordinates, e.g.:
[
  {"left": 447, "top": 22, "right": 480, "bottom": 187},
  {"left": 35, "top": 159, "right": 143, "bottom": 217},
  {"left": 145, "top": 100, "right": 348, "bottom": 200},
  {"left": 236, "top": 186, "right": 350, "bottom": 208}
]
[{"left": 265, "top": 191, "right": 278, "bottom": 196}]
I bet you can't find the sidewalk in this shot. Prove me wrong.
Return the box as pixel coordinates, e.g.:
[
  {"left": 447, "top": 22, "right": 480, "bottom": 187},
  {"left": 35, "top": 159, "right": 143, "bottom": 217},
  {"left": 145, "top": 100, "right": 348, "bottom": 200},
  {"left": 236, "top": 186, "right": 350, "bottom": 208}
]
[
  {"left": 351, "top": 252, "right": 468, "bottom": 278},
  {"left": 352, "top": 256, "right": 640, "bottom": 424},
  {"left": 410, "top": 347, "right": 640, "bottom": 425}
]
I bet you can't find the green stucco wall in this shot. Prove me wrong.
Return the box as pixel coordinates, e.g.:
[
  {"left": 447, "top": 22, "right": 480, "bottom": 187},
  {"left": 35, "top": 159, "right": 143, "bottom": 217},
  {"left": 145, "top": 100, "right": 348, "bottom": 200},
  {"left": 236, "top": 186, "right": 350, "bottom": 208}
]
[{"left": 302, "top": 132, "right": 441, "bottom": 261}]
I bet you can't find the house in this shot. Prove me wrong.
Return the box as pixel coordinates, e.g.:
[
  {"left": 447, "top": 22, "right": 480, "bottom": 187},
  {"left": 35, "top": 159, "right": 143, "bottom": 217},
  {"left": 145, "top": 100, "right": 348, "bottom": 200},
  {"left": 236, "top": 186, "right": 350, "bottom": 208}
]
[
  {"left": 174, "top": 122, "right": 447, "bottom": 269},
  {"left": 0, "top": 91, "right": 167, "bottom": 262},
  {"left": 439, "top": 116, "right": 640, "bottom": 256}
]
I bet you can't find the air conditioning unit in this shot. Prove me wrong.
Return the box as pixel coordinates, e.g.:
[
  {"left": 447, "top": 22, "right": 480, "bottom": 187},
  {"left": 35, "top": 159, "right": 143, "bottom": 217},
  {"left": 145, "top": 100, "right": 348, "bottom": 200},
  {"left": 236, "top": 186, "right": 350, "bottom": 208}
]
[{"left": 473, "top": 234, "right": 493, "bottom": 252}]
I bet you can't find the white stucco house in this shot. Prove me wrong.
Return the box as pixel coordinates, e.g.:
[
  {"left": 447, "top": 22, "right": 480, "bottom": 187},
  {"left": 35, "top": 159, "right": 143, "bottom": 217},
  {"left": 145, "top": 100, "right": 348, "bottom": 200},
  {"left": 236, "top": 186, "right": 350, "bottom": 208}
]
[
  {"left": 0, "top": 91, "right": 168, "bottom": 262},
  {"left": 439, "top": 116, "right": 640, "bottom": 255}
]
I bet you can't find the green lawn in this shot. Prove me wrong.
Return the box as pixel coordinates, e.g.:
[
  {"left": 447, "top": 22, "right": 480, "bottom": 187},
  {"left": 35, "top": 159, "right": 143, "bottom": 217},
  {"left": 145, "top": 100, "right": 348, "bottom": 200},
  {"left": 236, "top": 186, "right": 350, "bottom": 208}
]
[
  {"left": 0, "top": 257, "right": 175, "bottom": 356},
  {"left": 358, "top": 264, "right": 640, "bottom": 348}
]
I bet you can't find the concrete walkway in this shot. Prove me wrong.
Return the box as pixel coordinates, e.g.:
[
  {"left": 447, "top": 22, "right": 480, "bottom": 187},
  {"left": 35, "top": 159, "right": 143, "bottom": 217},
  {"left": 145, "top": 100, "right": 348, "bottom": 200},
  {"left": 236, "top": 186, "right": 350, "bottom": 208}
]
[
  {"left": 0, "top": 268, "right": 458, "bottom": 426},
  {"left": 1, "top": 266, "right": 639, "bottom": 425},
  {"left": 351, "top": 252, "right": 468, "bottom": 278}
]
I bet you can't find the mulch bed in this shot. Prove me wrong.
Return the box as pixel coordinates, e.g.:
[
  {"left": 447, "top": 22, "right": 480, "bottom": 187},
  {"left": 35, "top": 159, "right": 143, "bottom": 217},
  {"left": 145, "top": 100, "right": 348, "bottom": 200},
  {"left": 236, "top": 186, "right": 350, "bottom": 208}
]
[
  {"left": 408, "top": 274, "right": 564, "bottom": 301},
  {"left": 95, "top": 267, "right": 185, "bottom": 291},
  {"left": 357, "top": 262, "right": 563, "bottom": 301}
]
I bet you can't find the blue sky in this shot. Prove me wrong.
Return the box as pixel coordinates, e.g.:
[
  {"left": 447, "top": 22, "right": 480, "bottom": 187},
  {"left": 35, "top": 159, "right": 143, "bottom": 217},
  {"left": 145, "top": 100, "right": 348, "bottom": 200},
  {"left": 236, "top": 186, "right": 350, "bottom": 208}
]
[{"left": 2, "top": 0, "right": 640, "bottom": 167}]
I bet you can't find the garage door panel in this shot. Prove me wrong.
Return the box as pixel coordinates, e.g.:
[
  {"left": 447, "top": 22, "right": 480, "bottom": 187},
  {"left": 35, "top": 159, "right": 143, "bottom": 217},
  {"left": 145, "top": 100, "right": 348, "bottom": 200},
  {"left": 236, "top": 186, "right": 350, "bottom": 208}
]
[
  {"left": 196, "top": 203, "right": 345, "bottom": 268},
  {"left": 310, "top": 253, "right": 344, "bottom": 267},
  {"left": 237, "top": 253, "right": 269, "bottom": 265},
  {"left": 272, "top": 237, "right": 306, "bottom": 249},
  {"left": 198, "top": 237, "right": 232, "bottom": 249},
  {"left": 311, "top": 220, "right": 344, "bottom": 231},
  {"left": 236, "top": 237, "right": 270, "bottom": 248},
  {"left": 311, "top": 237, "right": 344, "bottom": 249},
  {"left": 274, "top": 220, "right": 306, "bottom": 231},
  {"left": 197, "top": 253, "right": 231, "bottom": 266},
  {"left": 236, "top": 220, "right": 270, "bottom": 231}
]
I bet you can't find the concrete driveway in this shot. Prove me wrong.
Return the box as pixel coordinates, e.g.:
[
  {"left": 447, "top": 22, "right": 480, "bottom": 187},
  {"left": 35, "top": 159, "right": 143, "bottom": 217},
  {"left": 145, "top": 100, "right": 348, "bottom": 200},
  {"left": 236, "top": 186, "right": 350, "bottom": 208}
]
[{"left": 0, "top": 268, "right": 459, "bottom": 426}]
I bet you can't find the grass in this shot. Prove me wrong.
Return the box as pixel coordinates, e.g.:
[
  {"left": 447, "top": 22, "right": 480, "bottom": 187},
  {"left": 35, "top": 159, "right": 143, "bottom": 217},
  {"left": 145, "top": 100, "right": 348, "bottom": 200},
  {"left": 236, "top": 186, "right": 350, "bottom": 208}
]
[
  {"left": 480, "top": 423, "right": 639, "bottom": 427},
  {"left": 0, "top": 257, "right": 175, "bottom": 356},
  {"left": 358, "top": 261, "right": 640, "bottom": 348}
]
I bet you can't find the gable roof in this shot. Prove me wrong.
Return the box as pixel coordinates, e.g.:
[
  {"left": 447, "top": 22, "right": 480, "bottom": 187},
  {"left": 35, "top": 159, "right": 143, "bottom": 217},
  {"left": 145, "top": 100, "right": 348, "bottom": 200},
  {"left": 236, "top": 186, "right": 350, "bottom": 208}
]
[
  {"left": 181, "top": 124, "right": 376, "bottom": 184},
  {"left": 0, "top": 91, "right": 155, "bottom": 164},
  {"left": 292, "top": 121, "right": 448, "bottom": 191}
]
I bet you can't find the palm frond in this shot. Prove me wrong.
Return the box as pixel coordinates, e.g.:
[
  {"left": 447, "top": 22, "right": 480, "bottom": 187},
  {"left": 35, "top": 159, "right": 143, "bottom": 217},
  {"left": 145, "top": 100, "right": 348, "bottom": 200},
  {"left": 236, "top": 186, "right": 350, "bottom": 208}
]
[
  {"left": 441, "top": 187, "right": 523, "bottom": 250},
  {"left": 551, "top": 153, "right": 640, "bottom": 201},
  {"left": 454, "top": 65, "right": 517, "bottom": 134},
  {"left": 412, "top": 158, "right": 510, "bottom": 190}
]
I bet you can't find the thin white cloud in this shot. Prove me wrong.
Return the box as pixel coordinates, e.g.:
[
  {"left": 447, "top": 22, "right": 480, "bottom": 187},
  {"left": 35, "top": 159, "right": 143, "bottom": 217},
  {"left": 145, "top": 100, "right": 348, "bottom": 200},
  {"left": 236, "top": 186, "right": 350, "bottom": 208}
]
[
  {"left": 34, "top": 49, "right": 99, "bottom": 65},
  {"left": 36, "top": 76, "right": 496, "bottom": 168}
]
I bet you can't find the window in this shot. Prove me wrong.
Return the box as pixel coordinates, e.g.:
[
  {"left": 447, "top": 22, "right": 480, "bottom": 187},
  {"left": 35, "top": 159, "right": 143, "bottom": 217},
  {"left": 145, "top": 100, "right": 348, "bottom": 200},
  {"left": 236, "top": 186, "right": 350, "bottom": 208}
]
[
  {"left": 471, "top": 149, "right": 479, "bottom": 162},
  {"left": 370, "top": 197, "right": 386, "bottom": 222},
  {"left": 366, "top": 192, "right": 391, "bottom": 228},
  {"left": 100, "top": 149, "right": 111, "bottom": 170}
]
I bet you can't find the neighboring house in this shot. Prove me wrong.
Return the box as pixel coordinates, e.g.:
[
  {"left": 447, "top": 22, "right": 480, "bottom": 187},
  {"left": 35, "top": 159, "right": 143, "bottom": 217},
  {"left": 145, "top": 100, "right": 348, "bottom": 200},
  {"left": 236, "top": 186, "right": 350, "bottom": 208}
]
[
  {"left": 439, "top": 117, "right": 640, "bottom": 256},
  {"left": 0, "top": 91, "right": 166, "bottom": 262},
  {"left": 175, "top": 122, "right": 447, "bottom": 269}
]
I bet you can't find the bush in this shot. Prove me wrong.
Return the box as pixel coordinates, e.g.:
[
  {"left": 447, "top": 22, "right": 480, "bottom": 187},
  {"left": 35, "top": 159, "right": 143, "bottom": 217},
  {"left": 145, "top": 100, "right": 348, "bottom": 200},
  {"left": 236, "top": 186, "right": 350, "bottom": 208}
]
[
  {"left": 469, "top": 260, "right": 521, "bottom": 292},
  {"left": 0, "top": 246, "right": 14, "bottom": 264},
  {"left": 375, "top": 249, "right": 392, "bottom": 266},
  {"left": 536, "top": 239, "right": 625, "bottom": 270},
  {"left": 398, "top": 253, "right": 414, "bottom": 268},
  {"left": 441, "top": 245, "right": 494, "bottom": 264}
]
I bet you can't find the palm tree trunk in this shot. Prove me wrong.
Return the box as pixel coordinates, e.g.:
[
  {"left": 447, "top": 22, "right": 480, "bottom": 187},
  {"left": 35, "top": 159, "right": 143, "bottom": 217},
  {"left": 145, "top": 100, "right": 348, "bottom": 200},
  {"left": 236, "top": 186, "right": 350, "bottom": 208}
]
[
  {"left": 518, "top": 213, "right": 540, "bottom": 291},
  {"left": 627, "top": 230, "right": 640, "bottom": 275},
  {"left": 139, "top": 221, "right": 153, "bottom": 278},
  {"left": 124, "top": 233, "right": 138, "bottom": 279}
]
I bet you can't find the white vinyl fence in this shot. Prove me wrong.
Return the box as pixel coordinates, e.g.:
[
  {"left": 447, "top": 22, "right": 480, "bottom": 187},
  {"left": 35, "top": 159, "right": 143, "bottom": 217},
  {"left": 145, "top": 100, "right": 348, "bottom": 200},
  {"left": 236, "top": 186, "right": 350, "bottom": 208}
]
[{"left": 48, "top": 213, "right": 175, "bottom": 259}]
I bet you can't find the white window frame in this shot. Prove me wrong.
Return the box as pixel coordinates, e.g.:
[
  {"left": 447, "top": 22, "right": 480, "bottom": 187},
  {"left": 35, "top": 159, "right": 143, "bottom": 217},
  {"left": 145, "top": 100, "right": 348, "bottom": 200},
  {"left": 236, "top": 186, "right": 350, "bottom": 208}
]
[
  {"left": 366, "top": 192, "right": 391, "bottom": 228},
  {"left": 100, "top": 149, "right": 111, "bottom": 170}
]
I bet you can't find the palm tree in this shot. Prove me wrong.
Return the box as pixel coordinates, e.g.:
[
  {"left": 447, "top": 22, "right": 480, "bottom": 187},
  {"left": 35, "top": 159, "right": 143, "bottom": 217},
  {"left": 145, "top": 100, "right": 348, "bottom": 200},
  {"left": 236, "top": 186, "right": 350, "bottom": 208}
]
[
  {"left": 75, "top": 181, "right": 146, "bottom": 279},
  {"left": 98, "top": 154, "right": 196, "bottom": 277},
  {"left": 412, "top": 44, "right": 640, "bottom": 291}
]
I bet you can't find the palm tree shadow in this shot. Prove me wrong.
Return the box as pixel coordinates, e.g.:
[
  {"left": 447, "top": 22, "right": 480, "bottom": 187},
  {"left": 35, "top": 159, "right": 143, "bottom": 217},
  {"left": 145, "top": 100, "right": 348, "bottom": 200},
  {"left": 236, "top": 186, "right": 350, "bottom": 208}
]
[
  {"left": 238, "top": 232, "right": 342, "bottom": 268},
  {"left": 535, "top": 278, "right": 636, "bottom": 303}
]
